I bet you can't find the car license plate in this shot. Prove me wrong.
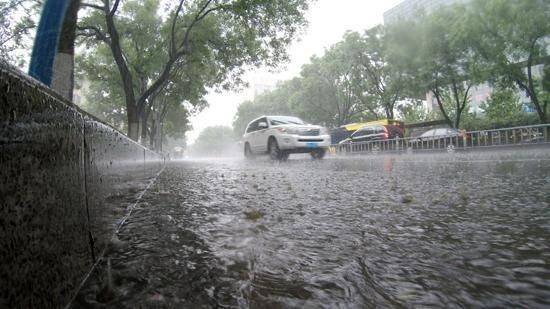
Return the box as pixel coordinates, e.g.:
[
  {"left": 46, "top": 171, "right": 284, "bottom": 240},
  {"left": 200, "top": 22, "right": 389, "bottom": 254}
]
[{"left": 306, "top": 142, "right": 318, "bottom": 148}]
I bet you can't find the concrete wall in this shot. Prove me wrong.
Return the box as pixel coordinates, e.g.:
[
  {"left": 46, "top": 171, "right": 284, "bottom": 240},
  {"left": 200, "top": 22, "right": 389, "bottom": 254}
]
[{"left": 0, "top": 63, "right": 163, "bottom": 308}]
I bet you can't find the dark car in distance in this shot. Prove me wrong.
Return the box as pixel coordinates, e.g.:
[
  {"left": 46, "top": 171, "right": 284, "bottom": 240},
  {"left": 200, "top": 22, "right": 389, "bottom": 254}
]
[{"left": 338, "top": 124, "right": 404, "bottom": 144}]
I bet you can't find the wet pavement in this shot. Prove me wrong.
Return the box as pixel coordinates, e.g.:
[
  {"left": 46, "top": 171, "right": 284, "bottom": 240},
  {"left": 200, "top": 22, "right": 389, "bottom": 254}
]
[{"left": 77, "top": 149, "right": 550, "bottom": 308}]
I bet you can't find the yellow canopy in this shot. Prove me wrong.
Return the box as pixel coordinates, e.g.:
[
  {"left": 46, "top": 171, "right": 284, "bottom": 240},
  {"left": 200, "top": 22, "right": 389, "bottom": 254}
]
[{"left": 342, "top": 119, "right": 402, "bottom": 131}]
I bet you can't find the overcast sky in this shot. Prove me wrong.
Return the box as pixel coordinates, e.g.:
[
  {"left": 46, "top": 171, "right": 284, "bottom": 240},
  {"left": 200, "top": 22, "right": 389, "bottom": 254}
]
[{"left": 186, "top": 0, "right": 403, "bottom": 144}]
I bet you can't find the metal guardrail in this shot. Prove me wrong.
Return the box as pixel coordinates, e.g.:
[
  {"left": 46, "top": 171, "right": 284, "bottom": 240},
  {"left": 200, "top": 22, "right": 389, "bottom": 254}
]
[{"left": 333, "top": 124, "right": 550, "bottom": 154}]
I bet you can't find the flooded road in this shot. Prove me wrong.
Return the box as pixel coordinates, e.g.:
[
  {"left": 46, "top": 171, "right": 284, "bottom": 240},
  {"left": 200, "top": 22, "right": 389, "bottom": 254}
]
[{"left": 78, "top": 149, "right": 550, "bottom": 308}]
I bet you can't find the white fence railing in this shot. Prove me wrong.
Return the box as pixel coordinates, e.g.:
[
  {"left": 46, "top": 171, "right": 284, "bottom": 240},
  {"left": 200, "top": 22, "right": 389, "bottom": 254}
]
[{"left": 333, "top": 124, "right": 550, "bottom": 154}]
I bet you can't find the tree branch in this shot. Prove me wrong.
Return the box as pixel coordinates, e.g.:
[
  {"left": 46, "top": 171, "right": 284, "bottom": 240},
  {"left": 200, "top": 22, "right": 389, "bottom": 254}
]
[
  {"left": 0, "top": 0, "right": 27, "bottom": 15},
  {"left": 179, "top": 0, "right": 231, "bottom": 52},
  {"left": 109, "top": 0, "right": 120, "bottom": 16},
  {"left": 178, "top": 0, "right": 214, "bottom": 51},
  {"left": 451, "top": 78, "right": 461, "bottom": 110},
  {"left": 169, "top": 0, "right": 185, "bottom": 57},
  {"left": 461, "top": 83, "right": 472, "bottom": 111},
  {"left": 138, "top": 0, "right": 230, "bottom": 112},
  {"left": 0, "top": 23, "right": 34, "bottom": 46},
  {"left": 76, "top": 25, "right": 110, "bottom": 44},
  {"left": 432, "top": 82, "right": 453, "bottom": 128},
  {"left": 81, "top": 2, "right": 106, "bottom": 10}
]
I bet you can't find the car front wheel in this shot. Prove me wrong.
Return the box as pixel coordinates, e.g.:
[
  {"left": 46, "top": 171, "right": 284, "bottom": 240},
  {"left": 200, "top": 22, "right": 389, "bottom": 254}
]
[
  {"left": 281, "top": 151, "right": 289, "bottom": 161},
  {"left": 310, "top": 148, "right": 326, "bottom": 160},
  {"left": 268, "top": 138, "right": 282, "bottom": 160},
  {"left": 244, "top": 143, "right": 254, "bottom": 159}
]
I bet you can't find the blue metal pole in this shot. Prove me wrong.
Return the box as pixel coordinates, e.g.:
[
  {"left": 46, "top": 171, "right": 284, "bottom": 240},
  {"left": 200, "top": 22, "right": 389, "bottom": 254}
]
[{"left": 28, "top": 0, "right": 71, "bottom": 86}]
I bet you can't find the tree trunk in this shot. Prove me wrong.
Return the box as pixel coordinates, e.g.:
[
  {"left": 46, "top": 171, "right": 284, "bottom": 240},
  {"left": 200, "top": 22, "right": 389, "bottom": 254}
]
[
  {"left": 527, "top": 63, "right": 547, "bottom": 123},
  {"left": 51, "top": 0, "right": 80, "bottom": 100},
  {"left": 530, "top": 94, "right": 547, "bottom": 124},
  {"left": 127, "top": 104, "right": 139, "bottom": 141},
  {"left": 149, "top": 118, "right": 156, "bottom": 149},
  {"left": 432, "top": 88, "right": 453, "bottom": 128},
  {"left": 152, "top": 107, "right": 163, "bottom": 152},
  {"left": 454, "top": 98, "right": 461, "bottom": 129},
  {"left": 385, "top": 106, "right": 394, "bottom": 119},
  {"left": 158, "top": 121, "right": 163, "bottom": 152},
  {"left": 104, "top": 4, "right": 139, "bottom": 140},
  {"left": 454, "top": 110, "right": 461, "bottom": 129}
]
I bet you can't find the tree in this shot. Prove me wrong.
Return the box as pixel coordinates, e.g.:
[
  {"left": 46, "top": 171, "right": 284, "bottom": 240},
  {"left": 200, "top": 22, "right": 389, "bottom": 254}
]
[
  {"left": 290, "top": 29, "right": 414, "bottom": 126},
  {"left": 398, "top": 102, "right": 430, "bottom": 123},
  {"left": 156, "top": 101, "right": 192, "bottom": 151},
  {"left": 480, "top": 87, "right": 522, "bottom": 122},
  {"left": 294, "top": 42, "right": 370, "bottom": 127},
  {"left": 78, "top": 0, "right": 311, "bottom": 141},
  {"left": 401, "top": 5, "right": 484, "bottom": 128},
  {"left": 77, "top": 0, "right": 226, "bottom": 149},
  {"left": 77, "top": 18, "right": 208, "bottom": 149},
  {"left": 359, "top": 26, "right": 408, "bottom": 119},
  {"left": 467, "top": 0, "right": 550, "bottom": 123},
  {"left": 189, "top": 125, "right": 237, "bottom": 156},
  {"left": 291, "top": 56, "right": 345, "bottom": 126},
  {"left": 0, "top": 0, "right": 39, "bottom": 65},
  {"left": 232, "top": 79, "right": 295, "bottom": 136},
  {"left": 233, "top": 29, "right": 413, "bottom": 129},
  {"left": 147, "top": 66, "right": 208, "bottom": 150}
]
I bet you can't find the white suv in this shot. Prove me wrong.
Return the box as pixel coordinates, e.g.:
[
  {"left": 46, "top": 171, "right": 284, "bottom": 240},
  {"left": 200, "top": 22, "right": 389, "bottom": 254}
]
[{"left": 242, "top": 116, "right": 331, "bottom": 160}]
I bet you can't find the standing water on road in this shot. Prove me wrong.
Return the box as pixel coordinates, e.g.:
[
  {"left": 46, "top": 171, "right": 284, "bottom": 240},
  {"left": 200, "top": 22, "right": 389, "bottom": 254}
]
[{"left": 77, "top": 149, "right": 550, "bottom": 308}]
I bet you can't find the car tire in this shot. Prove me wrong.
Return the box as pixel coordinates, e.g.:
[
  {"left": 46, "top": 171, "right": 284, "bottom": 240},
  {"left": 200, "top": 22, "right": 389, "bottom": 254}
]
[
  {"left": 310, "top": 148, "right": 326, "bottom": 160},
  {"left": 268, "top": 138, "right": 282, "bottom": 160},
  {"left": 244, "top": 142, "right": 254, "bottom": 159},
  {"left": 281, "top": 151, "right": 290, "bottom": 161}
]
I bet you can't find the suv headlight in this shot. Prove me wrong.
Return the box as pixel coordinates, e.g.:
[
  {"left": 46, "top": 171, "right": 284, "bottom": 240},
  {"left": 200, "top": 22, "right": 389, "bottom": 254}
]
[{"left": 320, "top": 127, "right": 329, "bottom": 135}]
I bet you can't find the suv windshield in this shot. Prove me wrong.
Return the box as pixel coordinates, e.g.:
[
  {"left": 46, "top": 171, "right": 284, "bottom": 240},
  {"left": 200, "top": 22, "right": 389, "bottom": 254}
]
[{"left": 269, "top": 116, "right": 306, "bottom": 126}]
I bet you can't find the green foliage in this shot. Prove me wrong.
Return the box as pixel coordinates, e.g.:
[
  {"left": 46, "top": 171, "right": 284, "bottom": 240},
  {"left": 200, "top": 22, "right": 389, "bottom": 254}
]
[
  {"left": 80, "top": 76, "right": 127, "bottom": 131},
  {"left": 162, "top": 103, "right": 192, "bottom": 140},
  {"left": 0, "top": 0, "right": 39, "bottom": 66},
  {"left": 232, "top": 79, "right": 295, "bottom": 135},
  {"left": 396, "top": 4, "right": 485, "bottom": 128},
  {"left": 360, "top": 26, "right": 411, "bottom": 119},
  {"left": 189, "top": 125, "right": 237, "bottom": 156},
  {"left": 466, "top": 0, "right": 550, "bottom": 122},
  {"left": 295, "top": 32, "right": 376, "bottom": 126},
  {"left": 232, "top": 0, "right": 548, "bottom": 132},
  {"left": 77, "top": 0, "right": 248, "bottom": 141},
  {"left": 460, "top": 112, "right": 540, "bottom": 131},
  {"left": 543, "top": 65, "right": 550, "bottom": 93},
  {"left": 77, "top": 0, "right": 312, "bottom": 141},
  {"left": 480, "top": 88, "right": 522, "bottom": 122},
  {"left": 233, "top": 29, "right": 414, "bottom": 132},
  {"left": 398, "top": 102, "right": 430, "bottom": 123},
  {"left": 541, "top": 64, "right": 550, "bottom": 111}
]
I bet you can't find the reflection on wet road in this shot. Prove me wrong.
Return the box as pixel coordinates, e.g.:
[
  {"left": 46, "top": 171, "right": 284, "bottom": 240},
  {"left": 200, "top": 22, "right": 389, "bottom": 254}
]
[{"left": 78, "top": 149, "right": 550, "bottom": 308}]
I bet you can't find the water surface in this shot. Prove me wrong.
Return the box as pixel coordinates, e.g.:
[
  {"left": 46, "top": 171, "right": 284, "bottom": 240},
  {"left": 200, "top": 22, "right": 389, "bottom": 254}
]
[{"left": 77, "top": 149, "right": 550, "bottom": 308}]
